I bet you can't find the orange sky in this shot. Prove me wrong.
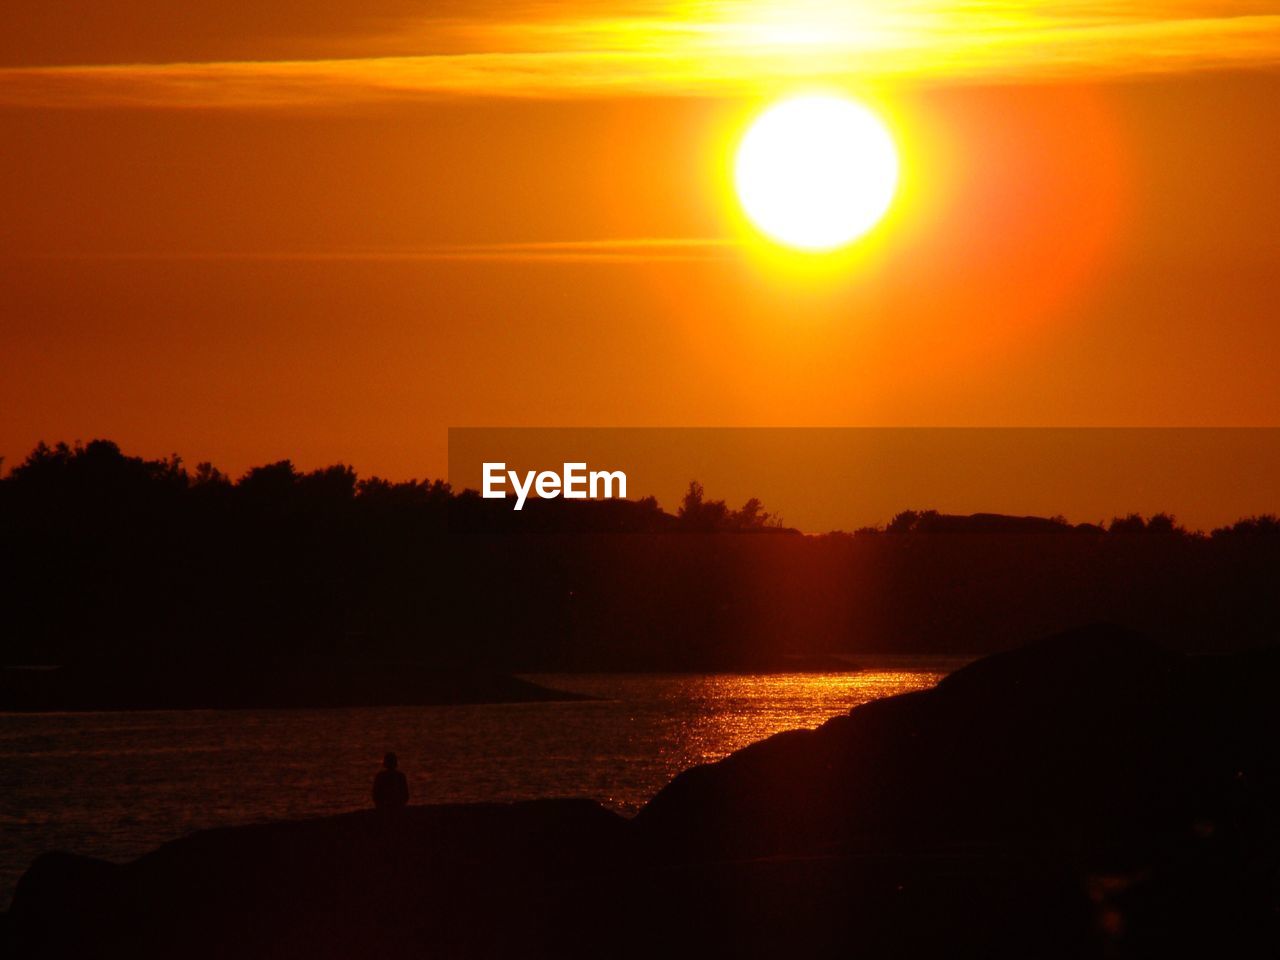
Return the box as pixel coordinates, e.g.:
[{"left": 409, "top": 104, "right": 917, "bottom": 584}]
[{"left": 2, "top": 2, "right": 1279, "bottom": 483}]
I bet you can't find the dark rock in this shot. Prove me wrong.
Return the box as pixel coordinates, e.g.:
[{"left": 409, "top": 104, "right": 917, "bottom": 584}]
[
  {"left": 634, "top": 624, "right": 1280, "bottom": 955},
  {"left": 635, "top": 625, "right": 1184, "bottom": 859},
  {"left": 7, "top": 800, "right": 634, "bottom": 959}
]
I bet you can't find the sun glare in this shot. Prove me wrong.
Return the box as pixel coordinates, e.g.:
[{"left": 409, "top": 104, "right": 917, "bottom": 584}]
[{"left": 734, "top": 95, "right": 899, "bottom": 252}]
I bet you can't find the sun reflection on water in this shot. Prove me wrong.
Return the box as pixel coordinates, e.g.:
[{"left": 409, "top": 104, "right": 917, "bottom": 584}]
[{"left": 538, "top": 669, "right": 953, "bottom": 787}]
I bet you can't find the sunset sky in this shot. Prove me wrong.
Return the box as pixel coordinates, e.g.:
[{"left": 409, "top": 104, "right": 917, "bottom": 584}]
[{"left": 3, "top": 2, "right": 1279, "bottom": 485}]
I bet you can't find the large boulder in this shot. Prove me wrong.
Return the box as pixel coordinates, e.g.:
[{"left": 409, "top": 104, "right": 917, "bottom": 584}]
[
  {"left": 634, "top": 626, "right": 1186, "bottom": 857},
  {"left": 6, "top": 800, "right": 634, "bottom": 959},
  {"left": 633, "top": 624, "right": 1280, "bottom": 955}
]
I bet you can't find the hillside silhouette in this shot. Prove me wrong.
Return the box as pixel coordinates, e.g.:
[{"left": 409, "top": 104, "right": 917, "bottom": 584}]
[{"left": 2, "top": 440, "right": 1278, "bottom": 681}]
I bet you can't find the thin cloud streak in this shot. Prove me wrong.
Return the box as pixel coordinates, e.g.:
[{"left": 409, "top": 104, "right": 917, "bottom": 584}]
[
  {"left": 19, "top": 239, "right": 742, "bottom": 264},
  {"left": 1, "top": 6, "right": 1280, "bottom": 108}
]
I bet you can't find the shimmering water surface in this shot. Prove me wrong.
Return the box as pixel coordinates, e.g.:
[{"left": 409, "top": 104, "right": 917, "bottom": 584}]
[{"left": 0, "top": 665, "right": 960, "bottom": 905}]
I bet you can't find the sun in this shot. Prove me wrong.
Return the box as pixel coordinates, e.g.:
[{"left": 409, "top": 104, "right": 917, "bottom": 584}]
[{"left": 734, "top": 95, "right": 900, "bottom": 252}]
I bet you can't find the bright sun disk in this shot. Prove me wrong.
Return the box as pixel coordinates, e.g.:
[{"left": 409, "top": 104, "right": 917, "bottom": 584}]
[{"left": 735, "top": 95, "right": 900, "bottom": 252}]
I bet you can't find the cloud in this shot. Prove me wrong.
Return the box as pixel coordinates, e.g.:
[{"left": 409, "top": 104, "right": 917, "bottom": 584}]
[
  {"left": 30, "top": 240, "right": 742, "bottom": 263},
  {"left": 2, "top": 3, "right": 1279, "bottom": 108}
]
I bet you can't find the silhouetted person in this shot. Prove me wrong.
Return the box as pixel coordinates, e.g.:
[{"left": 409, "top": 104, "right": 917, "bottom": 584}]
[{"left": 373, "top": 751, "right": 409, "bottom": 815}]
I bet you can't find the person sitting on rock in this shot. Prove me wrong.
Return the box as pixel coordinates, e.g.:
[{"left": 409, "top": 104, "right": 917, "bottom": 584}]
[{"left": 372, "top": 751, "right": 409, "bottom": 813}]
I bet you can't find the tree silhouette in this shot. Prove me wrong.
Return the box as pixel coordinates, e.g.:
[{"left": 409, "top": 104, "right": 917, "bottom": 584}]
[{"left": 2, "top": 438, "right": 1278, "bottom": 672}]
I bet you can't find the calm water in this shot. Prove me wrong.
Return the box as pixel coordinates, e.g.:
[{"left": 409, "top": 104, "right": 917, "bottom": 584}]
[{"left": 0, "top": 665, "right": 960, "bottom": 906}]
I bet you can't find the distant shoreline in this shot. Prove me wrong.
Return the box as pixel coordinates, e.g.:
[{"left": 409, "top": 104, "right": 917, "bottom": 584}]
[
  {"left": 0, "top": 657, "right": 984, "bottom": 712},
  {"left": 0, "top": 663, "right": 590, "bottom": 712}
]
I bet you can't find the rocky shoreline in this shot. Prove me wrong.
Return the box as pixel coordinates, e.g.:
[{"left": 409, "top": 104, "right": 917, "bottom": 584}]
[{"left": 6, "top": 625, "right": 1278, "bottom": 958}]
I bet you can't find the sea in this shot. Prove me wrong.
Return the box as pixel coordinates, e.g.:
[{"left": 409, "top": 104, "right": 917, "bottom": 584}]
[{"left": 0, "top": 661, "right": 964, "bottom": 906}]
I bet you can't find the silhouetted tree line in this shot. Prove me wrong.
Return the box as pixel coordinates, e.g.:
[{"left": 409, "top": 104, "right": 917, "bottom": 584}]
[{"left": 2, "top": 439, "right": 1278, "bottom": 670}]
